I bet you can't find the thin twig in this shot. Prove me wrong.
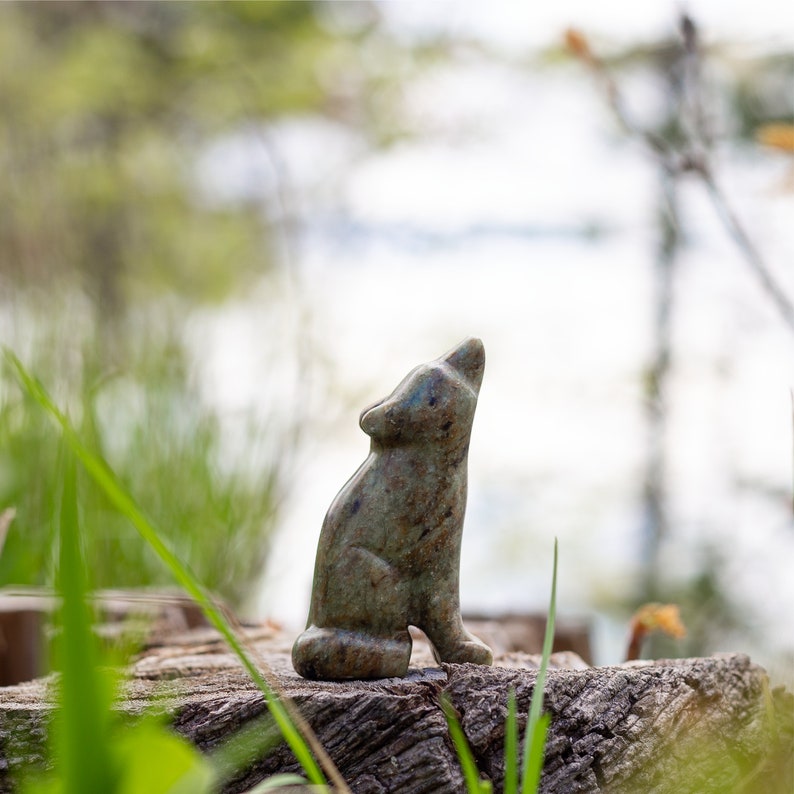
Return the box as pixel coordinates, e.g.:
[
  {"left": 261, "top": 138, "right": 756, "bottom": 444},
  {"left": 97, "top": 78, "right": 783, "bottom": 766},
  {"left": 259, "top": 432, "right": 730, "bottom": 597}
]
[
  {"left": 568, "top": 17, "right": 794, "bottom": 335},
  {"left": 642, "top": 163, "right": 680, "bottom": 589},
  {"left": 699, "top": 167, "right": 794, "bottom": 331}
]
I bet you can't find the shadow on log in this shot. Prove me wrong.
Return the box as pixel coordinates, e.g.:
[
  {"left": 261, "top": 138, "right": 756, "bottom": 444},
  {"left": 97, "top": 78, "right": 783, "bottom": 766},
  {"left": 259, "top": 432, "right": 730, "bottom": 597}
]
[{"left": 0, "top": 628, "right": 791, "bottom": 793}]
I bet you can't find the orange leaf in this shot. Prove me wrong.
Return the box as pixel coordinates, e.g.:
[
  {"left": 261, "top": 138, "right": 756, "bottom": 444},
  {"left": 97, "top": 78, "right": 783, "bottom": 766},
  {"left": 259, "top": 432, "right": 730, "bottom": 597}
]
[
  {"left": 631, "top": 603, "right": 687, "bottom": 639},
  {"left": 625, "top": 603, "right": 686, "bottom": 661},
  {"left": 564, "top": 28, "right": 593, "bottom": 61},
  {"left": 756, "top": 124, "right": 794, "bottom": 153}
]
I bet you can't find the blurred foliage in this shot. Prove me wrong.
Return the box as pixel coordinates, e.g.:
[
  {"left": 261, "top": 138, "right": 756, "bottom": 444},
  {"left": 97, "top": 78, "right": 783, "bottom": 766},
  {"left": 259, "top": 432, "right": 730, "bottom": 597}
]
[
  {"left": 2, "top": 0, "right": 789, "bottom": 645},
  {"left": 0, "top": 0, "right": 404, "bottom": 311},
  {"left": 727, "top": 53, "right": 794, "bottom": 141},
  {"left": 555, "top": 27, "right": 794, "bottom": 146},
  {"left": 0, "top": 316, "right": 280, "bottom": 609},
  {"left": 0, "top": 1, "right": 417, "bottom": 608}
]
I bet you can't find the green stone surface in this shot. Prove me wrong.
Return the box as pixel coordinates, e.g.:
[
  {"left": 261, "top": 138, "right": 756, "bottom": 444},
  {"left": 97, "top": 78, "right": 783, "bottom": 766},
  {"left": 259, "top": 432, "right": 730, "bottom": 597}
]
[{"left": 292, "top": 337, "right": 493, "bottom": 680}]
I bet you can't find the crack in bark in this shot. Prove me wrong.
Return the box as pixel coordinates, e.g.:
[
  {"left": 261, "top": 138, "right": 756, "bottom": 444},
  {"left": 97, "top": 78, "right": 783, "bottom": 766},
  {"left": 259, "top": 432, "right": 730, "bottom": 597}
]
[{"left": 0, "top": 641, "right": 789, "bottom": 794}]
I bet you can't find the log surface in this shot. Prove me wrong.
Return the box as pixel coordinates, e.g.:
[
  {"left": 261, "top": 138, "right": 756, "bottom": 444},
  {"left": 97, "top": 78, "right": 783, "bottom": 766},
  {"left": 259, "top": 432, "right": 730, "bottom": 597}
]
[{"left": 0, "top": 628, "right": 790, "bottom": 793}]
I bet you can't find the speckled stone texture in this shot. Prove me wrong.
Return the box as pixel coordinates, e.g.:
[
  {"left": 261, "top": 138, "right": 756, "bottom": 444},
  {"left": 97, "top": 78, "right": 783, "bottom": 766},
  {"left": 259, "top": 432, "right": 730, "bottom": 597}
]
[{"left": 292, "top": 337, "right": 493, "bottom": 680}]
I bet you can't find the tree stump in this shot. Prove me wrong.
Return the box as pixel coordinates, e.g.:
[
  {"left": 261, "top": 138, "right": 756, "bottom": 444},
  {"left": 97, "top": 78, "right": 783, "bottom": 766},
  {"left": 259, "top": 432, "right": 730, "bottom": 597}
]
[{"left": 0, "top": 627, "right": 790, "bottom": 793}]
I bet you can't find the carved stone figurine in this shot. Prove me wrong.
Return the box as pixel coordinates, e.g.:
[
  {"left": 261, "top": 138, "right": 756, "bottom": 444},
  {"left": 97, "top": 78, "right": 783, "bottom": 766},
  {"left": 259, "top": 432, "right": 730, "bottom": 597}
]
[{"left": 292, "top": 337, "right": 493, "bottom": 680}]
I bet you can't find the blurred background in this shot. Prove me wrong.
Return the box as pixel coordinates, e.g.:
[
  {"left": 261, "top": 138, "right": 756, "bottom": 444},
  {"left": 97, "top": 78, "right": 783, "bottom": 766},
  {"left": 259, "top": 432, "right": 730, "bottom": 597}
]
[{"left": 1, "top": 1, "right": 792, "bottom": 677}]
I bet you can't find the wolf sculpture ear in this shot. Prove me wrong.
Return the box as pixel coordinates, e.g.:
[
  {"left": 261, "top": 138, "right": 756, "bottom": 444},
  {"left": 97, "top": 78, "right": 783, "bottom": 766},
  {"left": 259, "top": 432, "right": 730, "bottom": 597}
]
[{"left": 442, "top": 337, "right": 485, "bottom": 396}]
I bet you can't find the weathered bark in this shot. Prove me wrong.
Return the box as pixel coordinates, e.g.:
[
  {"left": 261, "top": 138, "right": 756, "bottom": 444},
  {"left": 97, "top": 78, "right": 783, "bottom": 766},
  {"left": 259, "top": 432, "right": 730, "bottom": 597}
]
[{"left": 0, "top": 628, "right": 790, "bottom": 794}]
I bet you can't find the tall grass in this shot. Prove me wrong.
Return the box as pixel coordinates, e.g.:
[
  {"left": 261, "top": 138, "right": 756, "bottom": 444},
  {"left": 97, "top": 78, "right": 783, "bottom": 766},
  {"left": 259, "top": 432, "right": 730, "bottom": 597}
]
[
  {"left": 517, "top": 538, "right": 557, "bottom": 792},
  {"left": 444, "top": 539, "right": 558, "bottom": 794},
  {"left": 25, "top": 448, "right": 216, "bottom": 794},
  {"left": 51, "top": 453, "right": 119, "bottom": 793},
  {"left": 6, "top": 349, "right": 345, "bottom": 792},
  {"left": 0, "top": 314, "right": 281, "bottom": 611}
]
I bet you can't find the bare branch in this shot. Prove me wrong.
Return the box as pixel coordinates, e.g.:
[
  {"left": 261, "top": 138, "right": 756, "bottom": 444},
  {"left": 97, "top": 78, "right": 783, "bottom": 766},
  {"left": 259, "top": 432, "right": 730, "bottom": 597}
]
[
  {"left": 699, "top": 167, "right": 794, "bottom": 331},
  {"left": 567, "top": 18, "right": 794, "bottom": 335}
]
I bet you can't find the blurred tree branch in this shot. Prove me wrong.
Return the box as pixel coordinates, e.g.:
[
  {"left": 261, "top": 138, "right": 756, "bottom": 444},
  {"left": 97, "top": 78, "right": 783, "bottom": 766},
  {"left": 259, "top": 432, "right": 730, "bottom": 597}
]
[
  {"left": 566, "top": 16, "right": 794, "bottom": 612},
  {"left": 565, "top": 17, "right": 794, "bottom": 332}
]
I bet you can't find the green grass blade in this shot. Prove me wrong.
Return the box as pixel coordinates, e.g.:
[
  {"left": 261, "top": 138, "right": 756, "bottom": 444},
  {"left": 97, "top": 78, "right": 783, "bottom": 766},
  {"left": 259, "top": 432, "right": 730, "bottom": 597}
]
[
  {"left": 115, "top": 716, "right": 215, "bottom": 794},
  {"left": 5, "top": 350, "right": 326, "bottom": 786},
  {"left": 441, "top": 694, "right": 491, "bottom": 794},
  {"left": 521, "top": 713, "right": 550, "bottom": 793},
  {"left": 240, "top": 775, "right": 312, "bottom": 793},
  {"left": 503, "top": 689, "right": 518, "bottom": 794},
  {"left": 55, "top": 451, "right": 118, "bottom": 794},
  {"left": 520, "top": 538, "right": 558, "bottom": 794}
]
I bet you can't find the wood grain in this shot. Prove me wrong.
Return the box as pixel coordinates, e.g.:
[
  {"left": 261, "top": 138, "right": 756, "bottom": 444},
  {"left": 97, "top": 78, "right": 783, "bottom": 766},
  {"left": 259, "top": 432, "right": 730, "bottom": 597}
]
[{"left": 0, "top": 628, "right": 790, "bottom": 793}]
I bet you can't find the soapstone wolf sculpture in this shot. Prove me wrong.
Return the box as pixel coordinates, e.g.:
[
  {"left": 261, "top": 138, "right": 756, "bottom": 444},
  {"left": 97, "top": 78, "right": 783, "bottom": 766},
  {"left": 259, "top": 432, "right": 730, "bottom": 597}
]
[{"left": 292, "top": 337, "right": 493, "bottom": 680}]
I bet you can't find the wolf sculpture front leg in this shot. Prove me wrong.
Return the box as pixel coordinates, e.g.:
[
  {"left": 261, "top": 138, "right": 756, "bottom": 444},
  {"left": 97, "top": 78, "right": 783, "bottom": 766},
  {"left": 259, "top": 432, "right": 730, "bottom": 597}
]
[{"left": 418, "top": 593, "right": 493, "bottom": 666}]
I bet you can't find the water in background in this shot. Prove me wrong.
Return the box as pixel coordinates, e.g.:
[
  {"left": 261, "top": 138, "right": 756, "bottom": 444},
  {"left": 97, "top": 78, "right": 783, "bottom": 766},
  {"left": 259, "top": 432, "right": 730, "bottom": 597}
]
[{"left": 189, "top": 53, "right": 794, "bottom": 673}]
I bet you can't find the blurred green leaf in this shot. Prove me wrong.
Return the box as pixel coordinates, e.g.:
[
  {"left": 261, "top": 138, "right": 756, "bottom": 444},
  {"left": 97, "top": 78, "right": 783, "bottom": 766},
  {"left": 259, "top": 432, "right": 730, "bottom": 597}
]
[
  {"left": 46, "top": 451, "right": 119, "bottom": 794},
  {"left": 0, "top": 1, "right": 390, "bottom": 309},
  {"left": 115, "top": 717, "right": 215, "bottom": 794}
]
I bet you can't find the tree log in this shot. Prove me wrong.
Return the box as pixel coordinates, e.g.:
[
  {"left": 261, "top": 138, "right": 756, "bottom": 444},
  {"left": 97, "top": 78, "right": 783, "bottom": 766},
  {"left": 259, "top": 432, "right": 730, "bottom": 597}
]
[{"left": 0, "top": 628, "right": 790, "bottom": 793}]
